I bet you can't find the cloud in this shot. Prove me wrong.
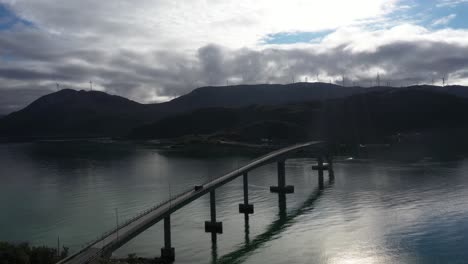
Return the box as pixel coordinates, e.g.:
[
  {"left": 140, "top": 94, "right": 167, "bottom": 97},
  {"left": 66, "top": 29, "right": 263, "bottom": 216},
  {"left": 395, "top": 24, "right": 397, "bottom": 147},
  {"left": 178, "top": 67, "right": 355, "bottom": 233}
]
[
  {"left": 2, "top": 23, "right": 468, "bottom": 114},
  {"left": 1, "top": 0, "right": 400, "bottom": 50},
  {"left": 1, "top": 1, "right": 468, "bottom": 114},
  {"left": 432, "top": 14, "right": 457, "bottom": 26},
  {"left": 437, "top": 0, "right": 468, "bottom": 7},
  {"left": 0, "top": 85, "right": 52, "bottom": 115}
]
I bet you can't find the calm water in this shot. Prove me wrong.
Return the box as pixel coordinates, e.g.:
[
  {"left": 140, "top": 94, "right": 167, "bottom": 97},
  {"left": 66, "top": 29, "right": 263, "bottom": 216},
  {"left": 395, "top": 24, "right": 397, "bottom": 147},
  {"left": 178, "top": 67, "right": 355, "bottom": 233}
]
[{"left": 1, "top": 141, "right": 468, "bottom": 264}]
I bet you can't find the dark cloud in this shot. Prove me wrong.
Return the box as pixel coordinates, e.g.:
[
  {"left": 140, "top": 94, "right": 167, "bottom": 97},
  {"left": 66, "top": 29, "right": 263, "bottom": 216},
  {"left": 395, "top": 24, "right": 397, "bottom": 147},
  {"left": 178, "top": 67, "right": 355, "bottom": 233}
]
[
  {"left": 0, "top": 87, "right": 52, "bottom": 114},
  {"left": 0, "top": 68, "right": 64, "bottom": 80},
  {"left": 198, "top": 45, "right": 227, "bottom": 85},
  {"left": 2, "top": 32, "right": 468, "bottom": 114}
]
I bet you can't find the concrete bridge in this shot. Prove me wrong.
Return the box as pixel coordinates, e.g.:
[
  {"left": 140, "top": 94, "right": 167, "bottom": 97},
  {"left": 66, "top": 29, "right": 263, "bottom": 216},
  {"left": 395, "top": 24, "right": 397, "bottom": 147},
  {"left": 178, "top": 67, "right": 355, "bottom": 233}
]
[{"left": 57, "top": 141, "right": 334, "bottom": 264}]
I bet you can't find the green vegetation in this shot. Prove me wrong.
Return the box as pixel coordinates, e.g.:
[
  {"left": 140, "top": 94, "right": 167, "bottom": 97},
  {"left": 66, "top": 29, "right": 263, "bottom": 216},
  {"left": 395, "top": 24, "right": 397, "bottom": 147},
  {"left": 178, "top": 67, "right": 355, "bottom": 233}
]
[
  {"left": 3, "top": 84, "right": 468, "bottom": 145},
  {"left": 97, "top": 253, "right": 169, "bottom": 264},
  {"left": 0, "top": 242, "right": 171, "bottom": 264},
  {"left": 0, "top": 242, "right": 68, "bottom": 264},
  {"left": 130, "top": 89, "right": 468, "bottom": 146}
]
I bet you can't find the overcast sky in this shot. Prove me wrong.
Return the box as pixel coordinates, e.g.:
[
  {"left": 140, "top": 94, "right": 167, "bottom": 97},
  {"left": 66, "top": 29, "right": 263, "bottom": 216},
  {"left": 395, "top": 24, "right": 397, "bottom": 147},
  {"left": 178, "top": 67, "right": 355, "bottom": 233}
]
[{"left": 1, "top": 0, "right": 468, "bottom": 114}]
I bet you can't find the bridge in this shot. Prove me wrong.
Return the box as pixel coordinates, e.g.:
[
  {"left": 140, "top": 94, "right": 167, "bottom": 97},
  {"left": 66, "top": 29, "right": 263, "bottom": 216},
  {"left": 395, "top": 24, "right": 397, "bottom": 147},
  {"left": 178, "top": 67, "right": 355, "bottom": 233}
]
[{"left": 58, "top": 141, "right": 334, "bottom": 264}]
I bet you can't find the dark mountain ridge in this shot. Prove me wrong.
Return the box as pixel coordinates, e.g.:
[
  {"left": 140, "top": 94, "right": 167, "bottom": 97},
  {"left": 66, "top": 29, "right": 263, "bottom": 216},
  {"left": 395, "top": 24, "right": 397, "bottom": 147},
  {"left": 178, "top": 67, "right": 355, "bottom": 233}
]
[
  {"left": 157, "top": 82, "right": 363, "bottom": 111},
  {"left": 0, "top": 83, "right": 364, "bottom": 138},
  {"left": 323, "top": 88, "right": 468, "bottom": 144},
  {"left": 0, "top": 89, "right": 151, "bottom": 137},
  {"left": 130, "top": 88, "right": 468, "bottom": 144},
  {"left": 1, "top": 83, "right": 468, "bottom": 140}
]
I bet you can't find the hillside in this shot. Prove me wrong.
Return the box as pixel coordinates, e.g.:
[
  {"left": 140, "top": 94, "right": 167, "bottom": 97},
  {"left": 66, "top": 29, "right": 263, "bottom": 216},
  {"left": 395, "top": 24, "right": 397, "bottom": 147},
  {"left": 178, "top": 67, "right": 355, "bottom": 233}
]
[
  {"left": 0, "top": 89, "right": 153, "bottom": 138},
  {"left": 129, "top": 87, "right": 468, "bottom": 144},
  {"left": 157, "top": 82, "right": 363, "bottom": 111},
  {"left": 324, "top": 88, "right": 468, "bottom": 144},
  {"left": 0, "top": 83, "right": 364, "bottom": 139},
  {"left": 129, "top": 103, "right": 323, "bottom": 141},
  {"left": 1, "top": 83, "right": 468, "bottom": 140}
]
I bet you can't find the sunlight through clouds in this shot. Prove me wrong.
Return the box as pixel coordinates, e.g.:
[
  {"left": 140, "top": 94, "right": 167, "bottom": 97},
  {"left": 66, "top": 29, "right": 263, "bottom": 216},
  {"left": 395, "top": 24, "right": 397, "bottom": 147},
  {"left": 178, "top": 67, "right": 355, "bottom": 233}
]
[
  {"left": 2, "top": 0, "right": 468, "bottom": 113},
  {"left": 1, "top": 0, "right": 400, "bottom": 50}
]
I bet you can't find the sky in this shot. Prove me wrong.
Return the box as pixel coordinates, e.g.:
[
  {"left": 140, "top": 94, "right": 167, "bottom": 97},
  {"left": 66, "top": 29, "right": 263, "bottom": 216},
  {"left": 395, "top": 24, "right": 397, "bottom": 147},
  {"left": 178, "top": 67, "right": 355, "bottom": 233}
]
[{"left": 1, "top": 0, "right": 468, "bottom": 114}]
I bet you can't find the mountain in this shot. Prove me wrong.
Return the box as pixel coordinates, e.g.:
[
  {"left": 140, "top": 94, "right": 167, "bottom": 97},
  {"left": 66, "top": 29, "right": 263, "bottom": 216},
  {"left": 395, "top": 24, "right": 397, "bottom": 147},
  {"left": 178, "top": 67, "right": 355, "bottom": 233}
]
[
  {"left": 157, "top": 83, "right": 363, "bottom": 111},
  {"left": 130, "top": 88, "right": 468, "bottom": 144},
  {"left": 324, "top": 87, "right": 468, "bottom": 144},
  {"left": 129, "top": 103, "right": 322, "bottom": 141},
  {"left": 0, "top": 83, "right": 364, "bottom": 139},
  {"left": 416, "top": 85, "right": 468, "bottom": 98},
  {"left": 1, "top": 83, "right": 468, "bottom": 140},
  {"left": 0, "top": 89, "right": 153, "bottom": 138}
]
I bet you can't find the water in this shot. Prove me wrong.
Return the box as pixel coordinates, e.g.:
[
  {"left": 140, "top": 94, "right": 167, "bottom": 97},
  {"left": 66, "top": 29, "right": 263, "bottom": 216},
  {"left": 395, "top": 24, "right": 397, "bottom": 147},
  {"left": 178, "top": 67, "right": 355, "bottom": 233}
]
[{"left": 1, "top": 141, "right": 468, "bottom": 263}]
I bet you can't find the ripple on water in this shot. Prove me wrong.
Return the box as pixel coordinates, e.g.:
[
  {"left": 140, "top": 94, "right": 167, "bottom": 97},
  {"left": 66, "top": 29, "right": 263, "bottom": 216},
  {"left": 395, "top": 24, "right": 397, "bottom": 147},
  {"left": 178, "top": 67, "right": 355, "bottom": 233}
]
[{"left": 3, "top": 143, "right": 468, "bottom": 264}]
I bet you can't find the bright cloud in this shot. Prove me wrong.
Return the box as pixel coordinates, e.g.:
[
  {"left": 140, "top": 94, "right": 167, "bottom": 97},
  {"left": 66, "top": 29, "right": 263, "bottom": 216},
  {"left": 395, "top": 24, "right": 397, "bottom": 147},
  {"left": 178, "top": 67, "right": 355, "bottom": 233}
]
[
  {"left": 437, "top": 0, "right": 468, "bottom": 7},
  {"left": 1, "top": 0, "right": 399, "bottom": 50},
  {"left": 1, "top": 0, "right": 468, "bottom": 114},
  {"left": 432, "top": 14, "right": 457, "bottom": 26}
]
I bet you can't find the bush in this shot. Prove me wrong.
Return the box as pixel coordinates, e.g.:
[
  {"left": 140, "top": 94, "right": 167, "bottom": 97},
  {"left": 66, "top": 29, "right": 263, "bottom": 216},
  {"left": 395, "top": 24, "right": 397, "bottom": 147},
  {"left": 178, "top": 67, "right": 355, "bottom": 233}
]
[{"left": 0, "top": 242, "right": 68, "bottom": 264}]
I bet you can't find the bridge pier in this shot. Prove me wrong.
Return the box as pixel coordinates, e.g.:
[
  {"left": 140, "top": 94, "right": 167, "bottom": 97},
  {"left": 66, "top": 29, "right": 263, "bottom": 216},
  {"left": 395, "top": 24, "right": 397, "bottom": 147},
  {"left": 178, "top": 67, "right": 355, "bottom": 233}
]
[
  {"left": 315, "top": 156, "right": 326, "bottom": 189},
  {"left": 278, "top": 193, "right": 287, "bottom": 219},
  {"left": 326, "top": 155, "right": 335, "bottom": 182},
  {"left": 210, "top": 232, "right": 218, "bottom": 262},
  {"left": 160, "top": 216, "right": 175, "bottom": 262},
  {"left": 239, "top": 173, "right": 254, "bottom": 214},
  {"left": 313, "top": 155, "right": 334, "bottom": 189},
  {"left": 205, "top": 190, "right": 223, "bottom": 234},
  {"left": 270, "top": 160, "right": 294, "bottom": 194},
  {"left": 244, "top": 213, "right": 250, "bottom": 245}
]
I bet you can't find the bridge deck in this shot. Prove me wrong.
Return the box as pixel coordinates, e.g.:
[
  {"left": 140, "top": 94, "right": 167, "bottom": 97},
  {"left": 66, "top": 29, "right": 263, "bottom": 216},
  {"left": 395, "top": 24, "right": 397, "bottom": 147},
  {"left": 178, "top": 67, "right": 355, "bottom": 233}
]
[{"left": 58, "top": 141, "right": 325, "bottom": 264}]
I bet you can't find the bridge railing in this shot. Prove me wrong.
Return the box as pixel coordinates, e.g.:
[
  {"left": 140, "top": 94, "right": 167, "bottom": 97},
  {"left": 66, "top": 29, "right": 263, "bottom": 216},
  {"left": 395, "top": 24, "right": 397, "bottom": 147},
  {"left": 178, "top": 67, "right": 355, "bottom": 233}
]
[
  {"left": 89, "top": 187, "right": 196, "bottom": 246},
  {"left": 88, "top": 146, "right": 289, "bottom": 247},
  {"left": 66, "top": 150, "right": 277, "bottom": 262},
  {"left": 59, "top": 186, "right": 197, "bottom": 264}
]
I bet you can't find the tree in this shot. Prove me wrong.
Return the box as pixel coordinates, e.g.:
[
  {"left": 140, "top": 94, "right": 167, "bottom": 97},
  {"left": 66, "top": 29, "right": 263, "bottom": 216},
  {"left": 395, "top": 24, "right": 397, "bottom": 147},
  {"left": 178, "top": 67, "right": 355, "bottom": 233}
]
[{"left": 0, "top": 241, "right": 68, "bottom": 264}]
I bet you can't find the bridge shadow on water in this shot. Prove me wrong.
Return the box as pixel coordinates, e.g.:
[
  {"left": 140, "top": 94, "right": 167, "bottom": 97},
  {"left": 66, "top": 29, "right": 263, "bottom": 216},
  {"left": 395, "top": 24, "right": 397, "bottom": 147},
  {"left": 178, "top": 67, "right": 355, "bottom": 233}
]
[{"left": 213, "top": 179, "right": 334, "bottom": 264}]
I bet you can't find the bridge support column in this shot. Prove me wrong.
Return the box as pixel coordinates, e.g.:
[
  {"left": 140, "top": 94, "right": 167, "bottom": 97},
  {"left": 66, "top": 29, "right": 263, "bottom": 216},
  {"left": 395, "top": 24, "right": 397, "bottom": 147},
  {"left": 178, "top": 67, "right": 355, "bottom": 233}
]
[
  {"left": 313, "top": 156, "right": 328, "bottom": 189},
  {"left": 205, "top": 190, "right": 223, "bottom": 234},
  {"left": 278, "top": 193, "right": 287, "bottom": 219},
  {"left": 326, "top": 155, "right": 335, "bottom": 182},
  {"left": 270, "top": 160, "right": 294, "bottom": 194},
  {"left": 160, "top": 216, "right": 175, "bottom": 262},
  {"left": 239, "top": 173, "right": 254, "bottom": 214}
]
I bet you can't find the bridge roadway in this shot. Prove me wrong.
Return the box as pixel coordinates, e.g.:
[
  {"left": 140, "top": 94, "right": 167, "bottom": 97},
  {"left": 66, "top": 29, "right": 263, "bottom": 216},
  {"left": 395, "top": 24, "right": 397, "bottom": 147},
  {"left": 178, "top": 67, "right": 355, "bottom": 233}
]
[{"left": 58, "top": 141, "right": 325, "bottom": 264}]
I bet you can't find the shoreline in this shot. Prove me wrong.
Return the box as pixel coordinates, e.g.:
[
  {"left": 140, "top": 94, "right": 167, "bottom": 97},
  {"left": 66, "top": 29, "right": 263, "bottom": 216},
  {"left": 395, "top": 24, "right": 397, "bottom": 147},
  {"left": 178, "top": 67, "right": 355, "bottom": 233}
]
[{"left": 0, "top": 136, "right": 287, "bottom": 150}]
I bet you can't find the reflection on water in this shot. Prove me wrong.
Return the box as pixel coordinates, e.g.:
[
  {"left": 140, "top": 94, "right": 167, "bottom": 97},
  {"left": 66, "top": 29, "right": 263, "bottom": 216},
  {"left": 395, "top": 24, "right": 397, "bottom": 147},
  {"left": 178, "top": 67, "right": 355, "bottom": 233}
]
[
  {"left": 243, "top": 214, "right": 250, "bottom": 246},
  {"left": 1, "top": 141, "right": 468, "bottom": 264},
  {"left": 211, "top": 232, "right": 218, "bottom": 264},
  {"left": 218, "top": 181, "right": 332, "bottom": 264}
]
